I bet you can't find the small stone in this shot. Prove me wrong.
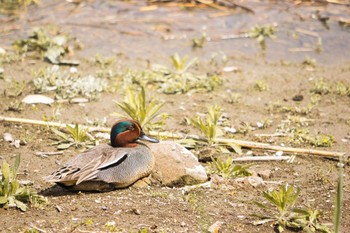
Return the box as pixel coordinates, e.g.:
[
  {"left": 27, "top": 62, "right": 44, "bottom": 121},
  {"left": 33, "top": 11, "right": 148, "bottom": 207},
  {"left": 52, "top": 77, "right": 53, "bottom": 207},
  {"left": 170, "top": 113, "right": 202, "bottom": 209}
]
[
  {"left": 56, "top": 205, "right": 63, "bottom": 212},
  {"left": 13, "top": 139, "right": 21, "bottom": 148},
  {"left": 258, "top": 170, "right": 272, "bottom": 179},
  {"left": 101, "top": 206, "right": 108, "bottom": 210},
  {"left": 133, "top": 208, "right": 141, "bottom": 215},
  {"left": 208, "top": 221, "right": 224, "bottom": 233},
  {"left": 275, "top": 151, "right": 284, "bottom": 156},
  {"left": 19, "top": 180, "right": 33, "bottom": 186},
  {"left": 3, "top": 133, "right": 14, "bottom": 142},
  {"left": 180, "top": 221, "right": 186, "bottom": 227},
  {"left": 22, "top": 94, "right": 54, "bottom": 105},
  {"left": 292, "top": 94, "right": 304, "bottom": 101}
]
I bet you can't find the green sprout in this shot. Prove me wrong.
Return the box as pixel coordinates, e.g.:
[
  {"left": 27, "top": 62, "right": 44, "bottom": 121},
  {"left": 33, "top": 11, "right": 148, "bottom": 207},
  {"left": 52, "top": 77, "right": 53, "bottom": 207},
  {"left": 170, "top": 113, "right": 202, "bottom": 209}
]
[
  {"left": 192, "top": 34, "right": 207, "bottom": 48},
  {"left": 310, "top": 134, "right": 334, "bottom": 147},
  {"left": 249, "top": 24, "right": 276, "bottom": 53},
  {"left": 190, "top": 105, "right": 222, "bottom": 145},
  {"left": 13, "top": 27, "right": 76, "bottom": 64},
  {"left": 209, "top": 157, "right": 253, "bottom": 178},
  {"left": 253, "top": 184, "right": 301, "bottom": 232},
  {"left": 254, "top": 80, "right": 269, "bottom": 92},
  {"left": 114, "top": 86, "right": 168, "bottom": 130},
  {"left": 0, "top": 155, "right": 47, "bottom": 211},
  {"left": 334, "top": 82, "right": 350, "bottom": 96},
  {"left": 170, "top": 53, "right": 197, "bottom": 73},
  {"left": 51, "top": 124, "right": 94, "bottom": 150},
  {"left": 311, "top": 78, "right": 330, "bottom": 95}
]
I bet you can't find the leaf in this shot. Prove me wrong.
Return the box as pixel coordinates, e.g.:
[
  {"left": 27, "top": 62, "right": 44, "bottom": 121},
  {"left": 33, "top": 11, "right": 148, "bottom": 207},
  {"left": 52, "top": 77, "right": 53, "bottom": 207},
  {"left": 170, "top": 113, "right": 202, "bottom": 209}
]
[
  {"left": 1, "top": 160, "right": 10, "bottom": 180},
  {"left": 253, "top": 218, "right": 275, "bottom": 225},
  {"left": 14, "top": 199, "right": 27, "bottom": 211},
  {"left": 0, "top": 196, "right": 8, "bottom": 204},
  {"left": 51, "top": 127, "right": 69, "bottom": 140},
  {"left": 57, "top": 143, "right": 73, "bottom": 150},
  {"left": 253, "top": 201, "right": 269, "bottom": 209},
  {"left": 12, "top": 154, "right": 20, "bottom": 180},
  {"left": 226, "top": 142, "right": 242, "bottom": 155}
]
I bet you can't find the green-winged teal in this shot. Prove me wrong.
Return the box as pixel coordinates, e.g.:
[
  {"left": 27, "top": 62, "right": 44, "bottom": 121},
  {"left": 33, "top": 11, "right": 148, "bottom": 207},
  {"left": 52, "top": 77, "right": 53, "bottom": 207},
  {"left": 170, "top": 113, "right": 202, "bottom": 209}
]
[{"left": 44, "top": 119, "right": 159, "bottom": 191}]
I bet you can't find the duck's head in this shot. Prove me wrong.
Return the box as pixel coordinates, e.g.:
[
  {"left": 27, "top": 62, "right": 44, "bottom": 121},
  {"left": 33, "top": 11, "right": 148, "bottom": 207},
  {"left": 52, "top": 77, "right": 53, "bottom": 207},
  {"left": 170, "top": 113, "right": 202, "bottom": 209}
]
[{"left": 110, "top": 119, "right": 159, "bottom": 148}]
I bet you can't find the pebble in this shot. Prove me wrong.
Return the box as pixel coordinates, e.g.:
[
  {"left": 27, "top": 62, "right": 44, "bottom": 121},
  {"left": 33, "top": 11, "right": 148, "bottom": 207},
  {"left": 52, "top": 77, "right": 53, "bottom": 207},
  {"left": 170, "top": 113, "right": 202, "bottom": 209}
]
[
  {"left": 132, "top": 208, "right": 141, "bottom": 215},
  {"left": 208, "top": 221, "right": 224, "bottom": 233}
]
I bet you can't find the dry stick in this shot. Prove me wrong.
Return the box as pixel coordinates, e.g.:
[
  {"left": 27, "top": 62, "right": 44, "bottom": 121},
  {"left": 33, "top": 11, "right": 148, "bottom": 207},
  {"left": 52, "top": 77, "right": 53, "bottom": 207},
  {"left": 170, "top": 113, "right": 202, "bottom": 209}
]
[{"left": 0, "top": 116, "right": 345, "bottom": 158}]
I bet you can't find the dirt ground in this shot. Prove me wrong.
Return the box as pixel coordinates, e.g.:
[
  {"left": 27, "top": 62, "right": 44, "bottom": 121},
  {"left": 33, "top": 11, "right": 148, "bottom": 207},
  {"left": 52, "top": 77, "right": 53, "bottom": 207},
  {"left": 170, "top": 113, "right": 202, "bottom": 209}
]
[{"left": 0, "top": 1, "right": 349, "bottom": 232}]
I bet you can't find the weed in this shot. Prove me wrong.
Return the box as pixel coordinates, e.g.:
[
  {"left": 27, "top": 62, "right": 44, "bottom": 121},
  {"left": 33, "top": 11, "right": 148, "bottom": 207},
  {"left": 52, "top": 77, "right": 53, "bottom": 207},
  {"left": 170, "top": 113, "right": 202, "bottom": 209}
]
[
  {"left": 310, "top": 134, "right": 334, "bottom": 147},
  {"left": 292, "top": 208, "right": 332, "bottom": 233},
  {"left": 311, "top": 78, "right": 330, "bottom": 95},
  {"left": 93, "top": 53, "right": 116, "bottom": 68},
  {"left": 0, "top": 155, "right": 47, "bottom": 211},
  {"left": 0, "top": 0, "right": 38, "bottom": 14},
  {"left": 13, "top": 27, "right": 77, "bottom": 64},
  {"left": 122, "top": 54, "right": 221, "bottom": 94},
  {"left": 249, "top": 24, "right": 276, "bottom": 53},
  {"left": 334, "top": 82, "right": 350, "bottom": 96},
  {"left": 302, "top": 57, "right": 317, "bottom": 67},
  {"left": 253, "top": 184, "right": 331, "bottom": 232},
  {"left": 254, "top": 80, "right": 269, "bottom": 92},
  {"left": 190, "top": 105, "right": 222, "bottom": 145},
  {"left": 114, "top": 85, "right": 168, "bottom": 130},
  {"left": 6, "top": 100, "right": 24, "bottom": 112},
  {"left": 253, "top": 184, "right": 300, "bottom": 232},
  {"left": 170, "top": 53, "right": 197, "bottom": 73},
  {"left": 226, "top": 92, "right": 241, "bottom": 104},
  {"left": 192, "top": 34, "right": 207, "bottom": 48},
  {"left": 51, "top": 124, "right": 95, "bottom": 150},
  {"left": 209, "top": 157, "right": 253, "bottom": 178},
  {"left": 4, "top": 79, "right": 26, "bottom": 97},
  {"left": 104, "top": 221, "right": 118, "bottom": 232},
  {"left": 33, "top": 65, "right": 108, "bottom": 100}
]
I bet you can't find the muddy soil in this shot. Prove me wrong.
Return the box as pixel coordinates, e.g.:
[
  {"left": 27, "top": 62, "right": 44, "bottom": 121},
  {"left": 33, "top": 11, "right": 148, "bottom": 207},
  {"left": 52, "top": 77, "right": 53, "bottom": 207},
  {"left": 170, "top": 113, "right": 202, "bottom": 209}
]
[{"left": 0, "top": 1, "right": 349, "bottom": 232}]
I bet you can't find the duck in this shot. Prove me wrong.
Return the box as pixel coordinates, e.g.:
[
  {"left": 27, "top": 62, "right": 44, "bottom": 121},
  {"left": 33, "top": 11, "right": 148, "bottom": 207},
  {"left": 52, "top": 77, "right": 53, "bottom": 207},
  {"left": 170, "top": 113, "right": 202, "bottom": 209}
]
[{"left": 44, "top": 119, "right": 159, "bottom": 192}]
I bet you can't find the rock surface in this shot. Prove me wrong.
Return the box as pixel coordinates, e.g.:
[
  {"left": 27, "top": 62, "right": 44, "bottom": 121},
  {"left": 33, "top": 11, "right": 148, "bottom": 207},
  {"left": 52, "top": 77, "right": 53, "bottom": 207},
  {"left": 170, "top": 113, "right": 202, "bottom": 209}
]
[{"left": 148, "top": 141, "right": 208, "bottom": 187}]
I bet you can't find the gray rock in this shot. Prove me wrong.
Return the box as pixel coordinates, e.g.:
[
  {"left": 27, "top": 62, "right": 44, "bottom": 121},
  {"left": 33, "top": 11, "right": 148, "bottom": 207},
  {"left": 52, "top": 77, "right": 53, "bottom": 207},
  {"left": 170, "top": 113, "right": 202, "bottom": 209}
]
[{"left": 148, "top": 141, "right": 208, "bottom": 187}]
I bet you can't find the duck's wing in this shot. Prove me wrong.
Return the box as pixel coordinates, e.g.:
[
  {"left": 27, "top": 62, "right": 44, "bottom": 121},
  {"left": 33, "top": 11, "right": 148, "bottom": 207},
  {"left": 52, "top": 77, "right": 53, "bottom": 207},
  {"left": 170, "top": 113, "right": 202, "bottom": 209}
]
[{"left": 44, "top": 148, "right": 128, "bottom": 185}]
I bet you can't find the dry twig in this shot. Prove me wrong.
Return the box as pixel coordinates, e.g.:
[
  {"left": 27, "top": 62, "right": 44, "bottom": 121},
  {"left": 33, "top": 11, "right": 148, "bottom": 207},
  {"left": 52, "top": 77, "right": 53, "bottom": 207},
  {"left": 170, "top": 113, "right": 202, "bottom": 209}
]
[{"left": 0, "top": 116, "right": 345, "bottom": 159}]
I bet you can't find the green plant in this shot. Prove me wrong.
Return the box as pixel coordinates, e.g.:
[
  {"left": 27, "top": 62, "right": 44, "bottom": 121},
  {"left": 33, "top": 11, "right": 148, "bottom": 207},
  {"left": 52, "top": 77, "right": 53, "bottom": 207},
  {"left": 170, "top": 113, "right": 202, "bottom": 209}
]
[
  {"left": 0, "top": 155, "right": 47, "bottom": 211},
  {"left": 253, "top": 184, "right": 301, "bottom": 232},
  {"left": 310, "top": 134, "right": 334, "bottom": 147},
  {"left": 190, "top": 105, "right": 222, "bottom": 145},
  {"left": 33, "top": 65, "right": 108, "bottom": 100},
  {"left": 334, "top": 82, "right": 350, "bottom": 96},
  {"left": 209, "top": 157, "right": 253, "bottom": 178},
  {"left": 122, "top": 54, "right": 221, "bottom": 94},
  {"left": 292, "top": 208, "right": 332, "bottom": 233},
  {"left": 170, "top": 53, "right": 197, "bottom": 73},
  {"left": 226, "top": 92, "right": 241, "bottom": 104},
  {"left": 192, "top": 34, "right": 207, "bottom": 48},
  {"left": 254, "top": 80, "right": 269, "bottom": 92},
  {"left": 249, "top": 24, "right": 276, "bottom": 52},
  {"left": 311, "top": 78, "right": 330, "bottom": 95},
  {"left": 114, "top": 86, "right": 167, "bottom": 130},
  {"left": 13, "top": 27, "right": 75, "bottom": 64},
  {"left": 4, "top": 79, "right": 26, "bottom": 97},
  {"left": 302, "top": 57, "right": 317, "bottom": 67},
  {"left": 51, "top": 124, "right": 94, "bottom": 150}
]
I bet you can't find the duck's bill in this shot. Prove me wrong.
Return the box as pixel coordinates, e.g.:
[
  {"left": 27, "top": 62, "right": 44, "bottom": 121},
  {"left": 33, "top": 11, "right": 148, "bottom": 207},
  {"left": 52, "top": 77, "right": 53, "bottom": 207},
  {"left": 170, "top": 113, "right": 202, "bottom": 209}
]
[{"left": 138, "top": 133, "right": 159, "bottom": 143}]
